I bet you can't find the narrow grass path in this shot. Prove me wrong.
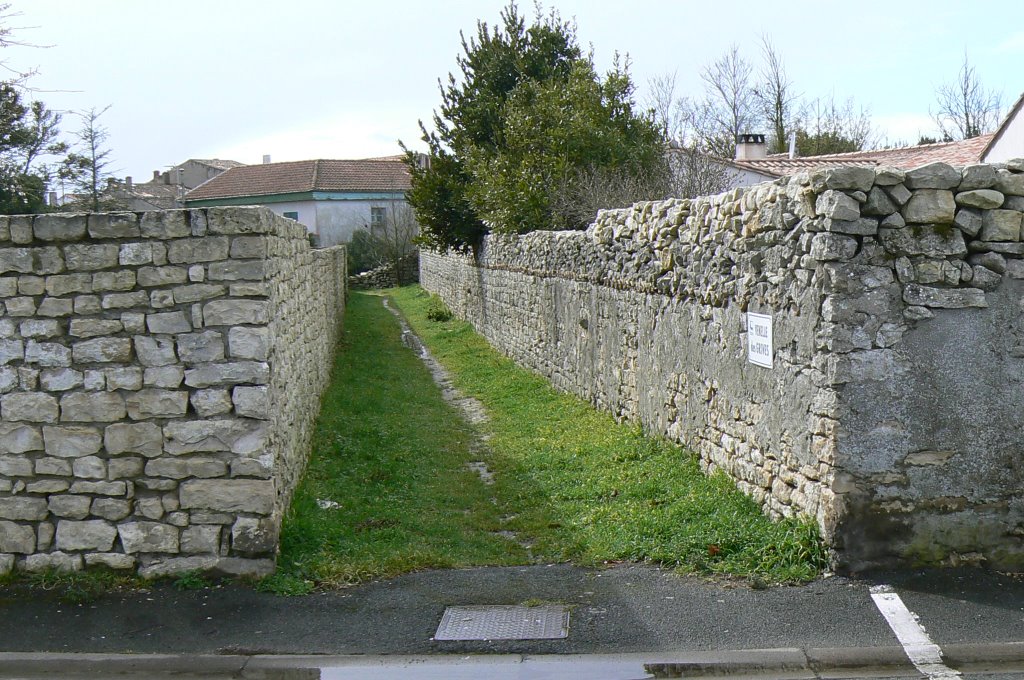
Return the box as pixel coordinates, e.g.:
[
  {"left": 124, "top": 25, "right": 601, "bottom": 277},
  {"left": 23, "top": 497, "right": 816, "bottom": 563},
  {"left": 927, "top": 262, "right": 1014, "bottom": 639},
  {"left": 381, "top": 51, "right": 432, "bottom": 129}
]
[{"left": 267, "top": 288, "right": 825, "bottom": 593}]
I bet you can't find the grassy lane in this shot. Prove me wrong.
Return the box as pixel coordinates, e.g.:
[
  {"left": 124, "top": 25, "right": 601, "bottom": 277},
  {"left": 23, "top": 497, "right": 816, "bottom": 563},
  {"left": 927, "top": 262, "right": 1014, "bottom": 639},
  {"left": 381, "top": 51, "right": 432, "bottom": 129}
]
[{"left": 269, "top": 288, "right": 825, "bottom": 593}]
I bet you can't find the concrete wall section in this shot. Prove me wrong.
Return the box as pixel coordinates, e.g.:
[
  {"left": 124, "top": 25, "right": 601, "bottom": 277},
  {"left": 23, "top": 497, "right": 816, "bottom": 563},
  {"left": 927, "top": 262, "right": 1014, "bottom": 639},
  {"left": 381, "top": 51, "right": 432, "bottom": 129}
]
[
  {"left": 422, "top": 159, "right": 1024, "bottom": 571},
  {"left": 0, "top": 208, "right": 345, "bottom": 577}
]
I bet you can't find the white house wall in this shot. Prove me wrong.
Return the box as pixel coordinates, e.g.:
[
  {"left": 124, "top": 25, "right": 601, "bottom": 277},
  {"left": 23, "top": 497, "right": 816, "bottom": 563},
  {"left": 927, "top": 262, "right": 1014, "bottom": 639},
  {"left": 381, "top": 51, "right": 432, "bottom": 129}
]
[
  {"left": 983, "top": 105, "right": 1024, "bottom": 163},
  {"left": 263, "top": 201, "right": 319, "bottom": 234}
]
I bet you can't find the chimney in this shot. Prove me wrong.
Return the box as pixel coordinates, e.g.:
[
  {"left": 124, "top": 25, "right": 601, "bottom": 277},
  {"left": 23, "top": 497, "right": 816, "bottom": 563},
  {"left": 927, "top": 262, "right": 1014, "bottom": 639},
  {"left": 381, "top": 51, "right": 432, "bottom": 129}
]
[
  {"left": 152, "top": 170, "right": 160, "bottom": 181},
  {"left": 125, "top": 176, "right": 133, "bottom": 191},
  {"left": 47, "top": 191, "right": 57, "bottom": 206},
  {"left": 735, "top": 133, "right": 767, "bottom": 161},
  {"left": 262, "top": 154, "right": 271, "bottom": 164}
]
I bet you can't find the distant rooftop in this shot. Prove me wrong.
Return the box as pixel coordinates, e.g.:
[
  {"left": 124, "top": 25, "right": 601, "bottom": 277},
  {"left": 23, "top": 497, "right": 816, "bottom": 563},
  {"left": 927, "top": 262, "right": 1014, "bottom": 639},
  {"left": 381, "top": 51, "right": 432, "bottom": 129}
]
[
  {"left": 730, "top": 134, "right": 995, "bottom": 178},
  {"left": 184, "top": 157, "right": 411, "bottom": 202}
]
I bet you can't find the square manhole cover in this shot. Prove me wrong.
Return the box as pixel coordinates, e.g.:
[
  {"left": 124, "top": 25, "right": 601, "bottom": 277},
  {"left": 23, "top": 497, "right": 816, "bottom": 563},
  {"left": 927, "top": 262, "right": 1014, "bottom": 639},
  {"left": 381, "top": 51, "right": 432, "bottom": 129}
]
[{"left": 434, "top": 605, "right": 569, "bottom": 640}]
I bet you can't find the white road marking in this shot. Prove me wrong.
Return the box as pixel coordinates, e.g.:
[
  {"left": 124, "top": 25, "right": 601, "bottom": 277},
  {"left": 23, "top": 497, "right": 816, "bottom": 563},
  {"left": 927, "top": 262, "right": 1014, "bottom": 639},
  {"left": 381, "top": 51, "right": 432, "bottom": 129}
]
[{"left": 870, "top": 584, "right": 961, "bottom": 679}]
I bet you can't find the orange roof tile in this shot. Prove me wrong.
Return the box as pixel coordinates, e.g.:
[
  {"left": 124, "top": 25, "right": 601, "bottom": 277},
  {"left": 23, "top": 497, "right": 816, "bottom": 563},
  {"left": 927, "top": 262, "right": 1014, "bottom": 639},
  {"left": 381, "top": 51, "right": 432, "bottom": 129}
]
[{"left": 184, "top": 157, "right": 410, "bottom": 201}]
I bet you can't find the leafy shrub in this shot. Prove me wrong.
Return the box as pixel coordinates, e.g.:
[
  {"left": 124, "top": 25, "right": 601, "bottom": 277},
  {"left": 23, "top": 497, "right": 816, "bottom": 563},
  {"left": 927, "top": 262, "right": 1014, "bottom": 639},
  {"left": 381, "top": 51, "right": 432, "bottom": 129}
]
[{"left": 425, "top": 295, "right": 453, "bottom": 322}]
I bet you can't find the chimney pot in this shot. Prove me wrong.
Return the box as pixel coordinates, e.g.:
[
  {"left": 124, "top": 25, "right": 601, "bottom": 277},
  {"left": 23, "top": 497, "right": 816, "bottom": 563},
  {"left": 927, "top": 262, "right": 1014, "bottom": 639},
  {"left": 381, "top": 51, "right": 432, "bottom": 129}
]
[
  {"left": 735, "top": 133, "right": 768, "bottom": 161},
  {"left": 153, "top": 170, "right": 160, "bottom": 181},
  {"left": 262, "top": 154, "right": 271, "bottom": 164},
  {"left": 126, "top": 176, "right": 133, "bottom": 191}
]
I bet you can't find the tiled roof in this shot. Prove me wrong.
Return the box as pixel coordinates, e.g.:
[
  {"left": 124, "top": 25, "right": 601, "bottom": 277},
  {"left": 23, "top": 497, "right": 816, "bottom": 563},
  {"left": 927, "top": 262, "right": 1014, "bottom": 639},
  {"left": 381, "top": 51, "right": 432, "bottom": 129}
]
[
  {"left": 184, "top": 157, "right": 410, "bottom": 201},
  {"left": 190, "top": 159, "right": 247, "bottom": 171},
  {"left": 731, "top": 134, "right": 995, "bottom": 178}
]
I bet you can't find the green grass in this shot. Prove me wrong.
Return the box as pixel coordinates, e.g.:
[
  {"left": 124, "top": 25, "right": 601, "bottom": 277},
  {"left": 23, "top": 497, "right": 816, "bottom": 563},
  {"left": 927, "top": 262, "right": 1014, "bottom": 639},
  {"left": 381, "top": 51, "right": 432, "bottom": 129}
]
[
  {"left": 386, "top": 286, "right": 826, "bottom": 581},
  {"left": 270, "top": 288, "right": 825, "bottom": 591}
]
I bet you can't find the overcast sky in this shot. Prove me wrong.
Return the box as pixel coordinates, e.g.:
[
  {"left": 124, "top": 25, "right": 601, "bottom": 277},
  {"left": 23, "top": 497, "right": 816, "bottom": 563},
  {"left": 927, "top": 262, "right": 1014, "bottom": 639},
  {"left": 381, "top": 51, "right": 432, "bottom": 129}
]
[{"left": 10, "top": 1, "right": 1024, "bottom": 181}]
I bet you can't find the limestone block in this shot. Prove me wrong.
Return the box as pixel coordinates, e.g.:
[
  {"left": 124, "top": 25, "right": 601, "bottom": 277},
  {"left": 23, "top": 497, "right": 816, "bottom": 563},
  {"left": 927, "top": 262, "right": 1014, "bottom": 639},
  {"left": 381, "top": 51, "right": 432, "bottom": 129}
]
[
  {"left": 23, "top": 477, "right": 64, "bottom": 493},
  {"left": 228, "top": 327, "right": 270, "bottom": 360},
  {"left": 0, "top": 246, "right": 65, "bottom": 275},
  {"left": 230, "top": 236, "right": 268, "bottom": 259},
  {"left": 228, "top": 283, "right": 269, "bottom": 297},
  {"left": 119, "top": 242, "right": 152, "bottom": 266},
  {"left": 167, "top": 237, "right": 229, "bottom": 264},
  {"left": 207, "top": 207, "right": 273, "bottom": 235},
  {"left": 145, "top": 457, "right": 227, "bottom": 479},
  {"left": 56, "top": 519, "right": 117, "bottom": 551},
  {"left": 0, "top": 493, "right": 47, "bottom": 520},
  {"left": 17, "top": 276, "right": 44, "bottom": 295},
  {"left": 208, "top": 260, "right": 266, "bottom": 281},
  {"left": 143, "top": 366, "right": 184, "bottom": 388},
  {"left": 133, "top": 336, "right": 177, "bottom": 367},
  {"left": 0, "top": 423, "right": 43, "bottom": 453},
  {"left": 105, "top": 367, "right": 144, "bottom": 391},
  {"left": 59, "top": 392, "right": 126, "bottom": 422},
  {"left": 5, "top": 297, "right": 36, "bottom": 316},
  {"left": 213, "top": 557, "right": 275, "bottom": 577},
  {"left": 190, "top": 389, "right": 233, "bottom": 417},
  {"left": 3, "top": 392, "right": 59, "bottom": 422},
  {"left": 902, "top": 190, "right": 955, "bottom": 223},
  {"left": 92, "top": 271, "right": 137, "bottom": 292},
  {"left": 960, "top": 164, "right": 998, "bottom": 190},
  {"left": 180, "top": 525, "right": 220, "bottom": 554},
  {"left": 0, "top": 339, "right": 23, "bottom": 365},
  {"left": 954, "top": 208, "right": 983, "bottom": 237},
  {"left": 140, "top": 210, "right": 190, "bottom": 239},
  {"left": 971, "top": 265, "right": 1003, "bottom": 291},
  {"left": 18, "top": 319, "right": 59, "bottom": 339},
  {"left": 996, "top": 169, "right": 1024, "bottom": 196},
  {"left": 68, "top": 480, "right": 127, "bottom": 496},
  {"left": 88, "top": 498, "right": 131, "bottom": 521},
  {"left": 135, "top": 496, "right": 165, "bottom": 519},
  {"left": 184, "top": 361, "right": 269, "bottom": 388},
  {"left": 87, "top": 212, "right": 139, "bottom": 238},
  {"left": 84, "top": 553, "right": 135, "bottom": 570},
  {"left": 188, "top": 265, "right": 204, "bottom": 282},
  {"left": 121, "top": 313, "right": 146, "bottom": 334},
  {"left": 0, "top": 366, "right": 15, "bottom": 393},
  {"left": 45, "top": 273, "right": 92, "bottom": 296},
  {"left": 0, "top": 319, "right": 13, "bottom": 338},
  {"left": 230, "top": 457, "right": 272, "bottom": 479},
  {"left": 48, "top": 494, "right": 92, "bottom": 519},
  {"left": 72, "top": 296, "right": 100, "bottom": 314},
  {"left": 64, "top": 243, "right": 119, "bottom": 271},
  {"left": 125, "top": 389, "right": 188, "bottom": 420},
  {"left": 812, "top": 167, "right": 875, "bottom": 192},
  {"left": 69, "top": 319, "right": 123, "bottom": 338},
  {"left": 152, "top": 242, "right": 168, "bottom": 266},
  {"left": 35, "top": 457, "right": 71, "bottom": 475},
  {"left": 72, "top": 337, "right": 132, "bottom": 363},
  {"left": 137, "top": 555, "right": 217, "bottom": 578},
  {"left": 163, "top": 419, "right": 263, "bottom": 454},
  {"left": 137, "top": 266, "right": 188, "bottom": 287},
  {"left": 107, "top": 456, "right": 144, "bottom": 479},
  {"left": 0, "top": 520, "right": 35, "bottom": 553},
  {"left": 146, "top": 311, "right": 192, "bottom": 334},
  {"left": 233, "top": 386, "right": 269, "bottom": 419},
  {"left": 202, "top": 300, "right": 270, "bottom": 326},
  {"left": 171, "top": 284, "right": 226, "bottom": 304},
  {"left": 22, "top": 551, "right": 82, "bottom": 572},
  {"left": 822, "top": 217, "right": 878, "bottom": 236},
  {"left": 118, "top": 521, "right": 180, "bottom": 554},
  {"left": 150, "top": 290, "right": 174, "bottom": 309},
  {"left": 83, "top": 370, "right": 105, "bottom": 391},
  {"left": 878, "top": 226, "right": 966, "bottom": 257},
  {"left": 955, "top": 189, "right": 1004, "bottom": 209},
  {"left": 815, "top": 190, "right": 860, "bottom": 221},
  {"left": 980, "top": 210, "right": 1022, "bottom": 241},
  {"left": 104, "top": 422, "right": 163, "bottom": 456},
  {"left": 178, "top": 478, "right": 276, "bottom": 514},
  {"left": 177, "top": 331, "right": 225, "bottom": 364},
  {"left": 71, "top": 456, "right": 106, "bottom": 480},
  {"left": 905, "top": 162, "right": 961, "bottom": 189},
  {"left": 101, "top": 291, "right": 149, "bottom": 310},
  {"left": 231, "top": 516, "right": 279, "bottom": 554},
  {"left": 0, "top": 455, "right": 32, "bottom": 476},
  {"left": 34, "top": 214, "right": 87, "bottom": 241},
  {"left": 24, "top": 340, "right": 72, "bottom": 367},
  {"left": 903, "top": 284, "right": 987, "bottom": 308}
]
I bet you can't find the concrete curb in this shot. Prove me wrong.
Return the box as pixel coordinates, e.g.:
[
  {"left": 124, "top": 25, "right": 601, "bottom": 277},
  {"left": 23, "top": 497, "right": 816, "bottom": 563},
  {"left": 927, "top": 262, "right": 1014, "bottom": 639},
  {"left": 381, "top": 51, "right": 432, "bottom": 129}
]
[{"left": 2, "top": 643, "right": 1023, "bottom": 678}]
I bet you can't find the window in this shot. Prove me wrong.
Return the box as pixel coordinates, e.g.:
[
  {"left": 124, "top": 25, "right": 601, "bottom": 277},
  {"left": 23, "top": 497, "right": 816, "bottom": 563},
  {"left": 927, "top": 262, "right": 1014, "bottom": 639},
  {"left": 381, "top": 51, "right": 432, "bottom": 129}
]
[
  {"left": 282, "top": 211, "right": 299, "bottom": 221},
  {"left": 370, "top": 207, "right": 386, "bottom": 230}
]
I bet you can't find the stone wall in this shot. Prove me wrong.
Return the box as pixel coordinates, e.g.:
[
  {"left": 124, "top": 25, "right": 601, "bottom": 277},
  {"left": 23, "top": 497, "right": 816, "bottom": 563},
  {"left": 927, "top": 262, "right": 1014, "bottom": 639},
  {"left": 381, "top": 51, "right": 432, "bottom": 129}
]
[
  {"left": 0, "top": 207, "right": 345, "bottom": 577},
  {"left": 348, "top": 252, "right": 419, "bottom": 290},
  {"left": 421, "top": 160, "right": 1024, "bottom": 571}
]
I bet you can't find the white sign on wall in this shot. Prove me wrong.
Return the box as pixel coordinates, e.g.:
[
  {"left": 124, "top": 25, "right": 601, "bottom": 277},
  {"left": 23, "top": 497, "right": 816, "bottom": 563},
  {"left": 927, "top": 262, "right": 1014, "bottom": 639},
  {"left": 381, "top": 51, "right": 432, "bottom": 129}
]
[{"left": 746, "top": 312, "right": 773, "bottom": 369}]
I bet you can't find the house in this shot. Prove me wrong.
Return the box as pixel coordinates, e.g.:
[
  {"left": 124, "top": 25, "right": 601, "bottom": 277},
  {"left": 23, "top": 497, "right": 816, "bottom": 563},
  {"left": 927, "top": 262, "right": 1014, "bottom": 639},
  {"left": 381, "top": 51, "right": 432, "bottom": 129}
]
[
  {"left": 719, "top": 92, "right": 1024, "bottom": 188},
  {"left": 182, "top": 156, "right": 412, "bottom": 246}
]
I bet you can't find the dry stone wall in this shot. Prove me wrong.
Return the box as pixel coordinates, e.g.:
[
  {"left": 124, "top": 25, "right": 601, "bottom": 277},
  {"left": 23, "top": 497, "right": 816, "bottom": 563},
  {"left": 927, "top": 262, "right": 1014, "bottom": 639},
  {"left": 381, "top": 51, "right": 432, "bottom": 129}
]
[
  {"left": 422, "top": 159, "right": 1024, "bottom": 571},
  {"left": 0, "top": 207, "right": 345, "bottom": 577}
]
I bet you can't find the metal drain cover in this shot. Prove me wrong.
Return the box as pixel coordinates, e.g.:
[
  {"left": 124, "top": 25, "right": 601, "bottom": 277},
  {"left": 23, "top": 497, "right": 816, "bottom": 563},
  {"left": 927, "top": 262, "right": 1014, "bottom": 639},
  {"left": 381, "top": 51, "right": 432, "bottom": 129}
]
[{"left": 434, "top": 605, "right": 569, "bottom": 640}]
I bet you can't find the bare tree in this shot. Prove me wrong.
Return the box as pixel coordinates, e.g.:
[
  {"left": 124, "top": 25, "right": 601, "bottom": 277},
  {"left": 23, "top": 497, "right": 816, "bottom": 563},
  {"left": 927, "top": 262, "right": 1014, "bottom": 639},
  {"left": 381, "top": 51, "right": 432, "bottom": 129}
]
[
  {"left": 795, "top": 95, "right": 874, "bottom": 155},
  {"left": 932, "top": 53, "right": 1002, "bottom": 140},
  {"left": 695, "top": 45, "right": 760, "bottom": 158},
  {"left": 752, "top": 36, "right": 798, "bottom": 155},
  {"left": 348, "top": 200, "right": 420, "bottom": 283}
]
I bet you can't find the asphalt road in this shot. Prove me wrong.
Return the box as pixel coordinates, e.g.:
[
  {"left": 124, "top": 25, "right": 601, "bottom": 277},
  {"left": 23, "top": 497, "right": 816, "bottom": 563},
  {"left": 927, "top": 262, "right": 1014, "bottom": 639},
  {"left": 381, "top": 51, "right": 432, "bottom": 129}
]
[{"left": 0, "top": 563, "right": 1023, "bottom": 678}]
